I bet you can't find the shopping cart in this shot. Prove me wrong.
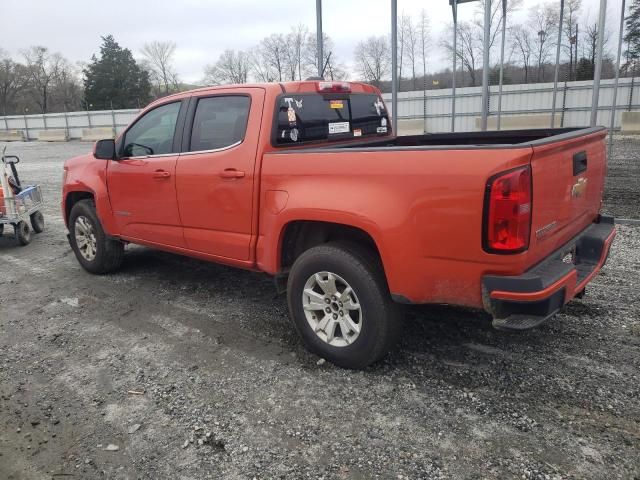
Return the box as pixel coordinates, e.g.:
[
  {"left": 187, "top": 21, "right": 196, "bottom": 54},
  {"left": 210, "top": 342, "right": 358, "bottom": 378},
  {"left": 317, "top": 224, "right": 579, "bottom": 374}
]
[{"left": 0, "top": 146, "right": 45, "bottom": 245}]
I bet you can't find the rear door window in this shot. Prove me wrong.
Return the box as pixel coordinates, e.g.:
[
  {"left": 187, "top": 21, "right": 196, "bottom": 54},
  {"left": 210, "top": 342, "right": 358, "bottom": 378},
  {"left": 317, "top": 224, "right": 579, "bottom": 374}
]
[
  {"left": 274, "top": 93, "right": 390, "bottom": 146},
  {"left": 189, "top": 96, "right": 251, "bottom": 152}
]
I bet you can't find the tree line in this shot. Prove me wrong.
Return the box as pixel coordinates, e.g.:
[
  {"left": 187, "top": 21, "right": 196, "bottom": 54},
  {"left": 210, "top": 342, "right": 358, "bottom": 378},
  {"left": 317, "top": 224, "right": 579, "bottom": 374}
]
[{"left": 1, "top": 0, "right": 639, "bottom": 116}]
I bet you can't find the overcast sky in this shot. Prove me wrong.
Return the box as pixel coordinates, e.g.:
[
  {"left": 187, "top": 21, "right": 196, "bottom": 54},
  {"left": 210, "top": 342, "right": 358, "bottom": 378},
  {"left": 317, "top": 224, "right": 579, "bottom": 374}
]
[{"left": 1, "top": 0, "right": 618, "bottom": 83}]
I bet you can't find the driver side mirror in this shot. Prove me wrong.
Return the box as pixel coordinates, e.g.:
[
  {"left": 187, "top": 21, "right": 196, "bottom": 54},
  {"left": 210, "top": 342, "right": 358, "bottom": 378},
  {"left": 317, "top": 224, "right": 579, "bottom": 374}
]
[{"left": 94, "top": 139, "right": 116, "bottom": 160}]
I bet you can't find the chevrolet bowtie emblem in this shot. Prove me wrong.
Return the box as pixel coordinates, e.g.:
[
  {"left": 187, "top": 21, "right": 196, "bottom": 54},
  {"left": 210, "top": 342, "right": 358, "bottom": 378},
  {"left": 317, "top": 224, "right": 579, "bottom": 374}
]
[{"left": 571, "top": 177, "right": 588, "bottom": 198}]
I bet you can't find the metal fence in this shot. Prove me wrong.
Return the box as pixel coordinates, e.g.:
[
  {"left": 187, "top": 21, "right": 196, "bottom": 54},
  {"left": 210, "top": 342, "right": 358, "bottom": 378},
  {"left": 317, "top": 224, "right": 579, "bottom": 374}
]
[
  {"left": 0, "top": 109, "right": 139, "bottom": 140},
  {"left": 382, "top": 77, "right": 639, "bottom": 133}
]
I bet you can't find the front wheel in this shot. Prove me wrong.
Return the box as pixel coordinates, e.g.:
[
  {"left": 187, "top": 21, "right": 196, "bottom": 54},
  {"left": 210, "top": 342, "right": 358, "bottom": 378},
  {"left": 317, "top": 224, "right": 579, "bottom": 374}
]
[
  {"left": 287, "top": 242, "right": 401, "bottom": 369},
  {"left": 68, "top": 200, "right": 124, "bottom": 274},
  {"left": 15, "top": 221, "right": 31, "bottom": 245}
]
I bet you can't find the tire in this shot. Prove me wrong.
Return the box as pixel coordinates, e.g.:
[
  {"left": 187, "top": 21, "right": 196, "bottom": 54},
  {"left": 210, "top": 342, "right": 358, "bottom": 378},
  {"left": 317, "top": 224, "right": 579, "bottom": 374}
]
[
  {"left": 15, "top": 221, "right": 31, "bottom": 245},
  {"left": 68, "top": 199, "right": 124, "bottom": 274},
  {"left": 0, "top": 224, "right": 4, "bottom": 236},
  {"left": 287, "top": 242, "right": 402, "bottom": 369},
  {"left": 30, "top": 210, "right": 45, "bottom": 233}
]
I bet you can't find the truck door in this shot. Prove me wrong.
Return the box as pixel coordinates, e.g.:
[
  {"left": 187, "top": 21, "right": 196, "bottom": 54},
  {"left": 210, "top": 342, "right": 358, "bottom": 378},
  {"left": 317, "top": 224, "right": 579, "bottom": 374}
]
[
  {"left": 107, "top": 100, "right": 187, "bottom": 248},
  {"left": 175, "top": 89, "right": 264, "bottom": 260}
]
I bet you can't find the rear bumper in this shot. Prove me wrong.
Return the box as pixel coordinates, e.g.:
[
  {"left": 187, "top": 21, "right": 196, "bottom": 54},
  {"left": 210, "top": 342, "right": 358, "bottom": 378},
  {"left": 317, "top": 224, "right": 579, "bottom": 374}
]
[{"left": 482, "top": 215, "right": 616, "bottom": 330}]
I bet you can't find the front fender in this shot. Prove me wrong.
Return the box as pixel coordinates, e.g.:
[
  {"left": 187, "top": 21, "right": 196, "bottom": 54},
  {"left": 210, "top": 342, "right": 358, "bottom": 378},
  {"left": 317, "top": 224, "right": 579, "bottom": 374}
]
[{"left": 63, "top": 156, "right": 118, "bottom": 236}]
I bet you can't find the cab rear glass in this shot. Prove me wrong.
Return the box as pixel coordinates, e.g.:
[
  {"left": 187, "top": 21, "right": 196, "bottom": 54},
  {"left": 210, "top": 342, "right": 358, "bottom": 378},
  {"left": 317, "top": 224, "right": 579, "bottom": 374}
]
[{"left": 273, "top": 93, "right": 390, "bottom": 146}]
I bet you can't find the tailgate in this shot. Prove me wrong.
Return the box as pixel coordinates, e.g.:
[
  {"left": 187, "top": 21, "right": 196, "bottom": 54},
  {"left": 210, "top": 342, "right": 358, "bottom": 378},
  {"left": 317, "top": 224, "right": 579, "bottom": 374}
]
[{"left": 528, "top": 128, "right": 608, "bottom": 263}]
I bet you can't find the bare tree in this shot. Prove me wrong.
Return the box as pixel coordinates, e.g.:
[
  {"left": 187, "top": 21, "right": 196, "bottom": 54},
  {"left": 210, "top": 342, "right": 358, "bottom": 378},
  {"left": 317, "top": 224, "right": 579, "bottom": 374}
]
[
  {"left": 284, "top": 24, "right": 309, "bottom": 81},
  {"left": 203, "top": 49, "right": 250, "bottom": 85},
  {"left": 402, "top": 14, "right": 419, "bottom": 89},
  {"left": 50, "top": 58, "right": 82, "bottom": 111},
  {"left": 258, "top": 34, "right": 288, "bottom": 82},
  {"left": 354, "top": 36, "right": 391, "bottom": 87},
  {"left": 305, "top": 33, "right": 347, "bottom": 80},
  {"left": 441, "top": 0, "right": 521, "bottom": 87},
  {"left": 397, "top": 14, "right": 408, "bottom": 82},
  {"left": 510, "top": 25, "right": 534, "bottom": 83},
  {"left": 583, "top": 21, "right": 610, "bottom": 66},
  {"left": 141, "top": 41, "right": 179, "bottom": 96},
  {"left": 418, "top": 10, "right": 430, "bottom": 86},
  {"left": 0, "top": 49, "right": 28, "bottom": 115},
  {"left": 530, "top": 3, "right": 560, "bottom": 81},
  {"left": 22, "top": 46, "right": 64, "bottom": 113},
  {"left": 563, "top": 0, "right": 582, "bottom": 80},
  {"left": 442, "top": 21, "right": 482, "bottom": 86}
]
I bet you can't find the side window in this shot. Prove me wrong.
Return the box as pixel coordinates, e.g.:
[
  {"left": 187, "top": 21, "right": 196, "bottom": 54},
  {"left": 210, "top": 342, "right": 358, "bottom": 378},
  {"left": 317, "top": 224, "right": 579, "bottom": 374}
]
[
  {"left": 123, "top": 102, "right": 181, "bottom": 157},
  {"left": 189, "top": 96, "right": 250, "bottom": 152}
]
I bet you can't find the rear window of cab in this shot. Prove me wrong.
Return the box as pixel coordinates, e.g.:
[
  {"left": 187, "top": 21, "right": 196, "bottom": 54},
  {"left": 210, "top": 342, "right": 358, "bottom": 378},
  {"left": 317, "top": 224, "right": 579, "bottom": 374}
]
[{"left": 273, "top": 93, "right": 391, "bottom": 146}]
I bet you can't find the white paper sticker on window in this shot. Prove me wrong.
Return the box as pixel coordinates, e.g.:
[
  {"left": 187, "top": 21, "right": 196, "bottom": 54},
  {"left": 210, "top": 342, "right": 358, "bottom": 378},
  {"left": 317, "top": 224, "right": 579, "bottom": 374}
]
[
  {"left": 328, "top": 122, "right": 350, "bottom": 134},
  {"left": 377, "top": 126, "right": 388, "bottom": 133}
]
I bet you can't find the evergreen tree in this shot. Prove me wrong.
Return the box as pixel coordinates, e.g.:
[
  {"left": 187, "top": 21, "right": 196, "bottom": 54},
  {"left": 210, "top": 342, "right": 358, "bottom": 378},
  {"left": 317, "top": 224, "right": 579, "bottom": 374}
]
[
  {"left": 624, "top": 0, "right": 640, "bottom": 71},
  {"left": 83, "top": 35, "right": 151, "bottom": 110}
]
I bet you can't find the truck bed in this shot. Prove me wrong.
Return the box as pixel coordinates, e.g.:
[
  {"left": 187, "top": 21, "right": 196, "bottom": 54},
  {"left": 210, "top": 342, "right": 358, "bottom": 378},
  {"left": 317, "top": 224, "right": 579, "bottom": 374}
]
[{"left": 316, "top": 127, "right": 597, "bottom": 150}]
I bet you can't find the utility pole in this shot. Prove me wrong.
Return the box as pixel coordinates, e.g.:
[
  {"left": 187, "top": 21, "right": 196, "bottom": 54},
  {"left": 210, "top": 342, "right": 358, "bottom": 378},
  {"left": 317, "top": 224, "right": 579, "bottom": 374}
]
[
  {"left": 551, "top": 0, "right": 565, "bottom": 127},
  {"left": 316, "top": 0, "right": 323, "bottom": 78},
  {"left": 480, "top": 0, "right": 491, "bottom": 131},
  {"left": 496, "top": 0, "right": 507, "bottom": 130},
  {"left": 609, "top": 0, "right": 626, "bottom": 156},
  {"left": 590, "top": 0, "right": 607, "bottom": 126},
  {"left": 391, "top": 0, "right": 398, "bottom": 134}
]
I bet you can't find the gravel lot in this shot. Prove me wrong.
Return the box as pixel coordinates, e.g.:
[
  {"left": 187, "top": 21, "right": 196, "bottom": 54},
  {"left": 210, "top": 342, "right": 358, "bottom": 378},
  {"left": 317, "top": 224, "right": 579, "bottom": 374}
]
[{"left": 0, "top": 141, "right": 638, "bottom": 480}]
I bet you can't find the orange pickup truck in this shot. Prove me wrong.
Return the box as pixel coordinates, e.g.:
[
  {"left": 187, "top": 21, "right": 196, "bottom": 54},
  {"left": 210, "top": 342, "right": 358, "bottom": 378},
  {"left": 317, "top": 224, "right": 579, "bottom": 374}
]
[{"left": 62, "top": 80, "right": 615, "bottom": 368}]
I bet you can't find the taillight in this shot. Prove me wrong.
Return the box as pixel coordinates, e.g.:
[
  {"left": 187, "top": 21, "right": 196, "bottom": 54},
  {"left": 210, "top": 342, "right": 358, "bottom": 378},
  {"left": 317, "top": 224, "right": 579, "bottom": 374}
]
[
  {"left": 483, "top": 166, "right": 532, "bottom": 254},
  {"left": 317, "top": 81, "right": 351, "bottom": 93}
]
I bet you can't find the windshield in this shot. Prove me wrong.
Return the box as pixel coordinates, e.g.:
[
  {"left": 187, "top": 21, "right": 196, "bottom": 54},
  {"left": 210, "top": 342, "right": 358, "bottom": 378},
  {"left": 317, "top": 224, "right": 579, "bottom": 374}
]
[{"left": 273, "top": 93, "right": 390, "bottom": 146}]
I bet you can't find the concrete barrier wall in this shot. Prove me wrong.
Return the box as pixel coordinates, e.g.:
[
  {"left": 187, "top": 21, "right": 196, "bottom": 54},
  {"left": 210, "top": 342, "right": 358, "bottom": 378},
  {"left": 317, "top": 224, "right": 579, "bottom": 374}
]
[
  {"left": 397, "top": 119, "right": 425, "bottom": 135},
  {"left": 0, "top": 130, "right": 26, "bottom": 142},
  {"left": 37, "top": 129, "right": 68, "bottom": 142},
  {"left": 474, "top": 113, "right": 562, "bottom": 131},
  {"left": 621, "top": 112, "right": 640, "bottom": 133},
  {"left": 82, "top": 127, "right": 115, "bottom": 141}
]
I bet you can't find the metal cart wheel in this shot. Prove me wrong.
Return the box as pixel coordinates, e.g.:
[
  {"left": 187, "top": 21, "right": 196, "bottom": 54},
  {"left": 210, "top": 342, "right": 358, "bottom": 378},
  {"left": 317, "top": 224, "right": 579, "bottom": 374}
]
[
  {"left": 15, "top": 221, "right": 32, "bottom": 246},
  {"left": 30, "top": 210, "right": 45, "bottom": 233}
]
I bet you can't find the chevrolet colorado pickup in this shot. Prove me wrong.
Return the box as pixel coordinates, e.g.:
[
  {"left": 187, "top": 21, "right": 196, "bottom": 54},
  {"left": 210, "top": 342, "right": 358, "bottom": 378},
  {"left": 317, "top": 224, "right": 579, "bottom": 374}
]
[{"left": 62, "top": 80, "right": 615, "bottom": 368}]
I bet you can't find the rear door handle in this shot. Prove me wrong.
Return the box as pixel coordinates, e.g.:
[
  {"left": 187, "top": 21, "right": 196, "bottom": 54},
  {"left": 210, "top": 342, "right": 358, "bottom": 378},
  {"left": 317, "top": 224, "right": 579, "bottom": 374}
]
[
  {"left": 153, "top": 169, "right": 171, "bottom": 179},
  {"left": 573, "top": 151, "right": 588, "bottom": 175},
  {"left": 219, "top": 169, "right": 245, "bottom": 179}
]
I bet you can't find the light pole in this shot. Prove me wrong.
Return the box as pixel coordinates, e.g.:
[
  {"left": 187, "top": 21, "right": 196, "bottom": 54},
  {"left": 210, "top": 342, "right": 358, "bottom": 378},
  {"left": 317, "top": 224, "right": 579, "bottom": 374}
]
[
  {"left": 316, "top": 0, "right": 323, "bottom": 78},
  {"left": 591, "top": 0, "right": 607, "bottom": 126},
  {"left": 480, "top": 0, "right": 492, "bottom": 131},
  {"left": 496, "top": 0, "right": 507, "bottom": 131},
  {"left": 551, "top": 0, "right": 565, "bottom": 128},
  {"left": 609, "top": 0, "right": 626, "bottom": 156},
  {"left": 391, "top": 0, "right": 398, "bottom": 134}
]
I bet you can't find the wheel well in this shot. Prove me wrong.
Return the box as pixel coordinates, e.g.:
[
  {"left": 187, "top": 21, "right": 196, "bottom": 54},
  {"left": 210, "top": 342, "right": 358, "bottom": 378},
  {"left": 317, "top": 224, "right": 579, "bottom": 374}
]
[
  {"left": 65, "top": 191, "right": 94, "bottom": 222},
  {"left": 280, "top": 221, "right": 381, "bottom": 271}
]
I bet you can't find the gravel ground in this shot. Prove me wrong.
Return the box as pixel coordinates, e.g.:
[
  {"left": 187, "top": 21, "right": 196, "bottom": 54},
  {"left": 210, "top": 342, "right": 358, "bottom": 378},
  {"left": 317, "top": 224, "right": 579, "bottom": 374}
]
[
  {"left": 0, "top": 141, "right": 639, "bottom": 480},
  {"left": 603, "top": 134, "right": 640, "bottom": 220}
]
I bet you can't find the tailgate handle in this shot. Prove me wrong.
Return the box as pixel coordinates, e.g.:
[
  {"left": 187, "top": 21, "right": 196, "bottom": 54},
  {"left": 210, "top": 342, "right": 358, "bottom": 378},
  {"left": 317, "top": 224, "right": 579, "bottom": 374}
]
[{"left": 573, "top": 151, "right": 588, "bottom": 176}]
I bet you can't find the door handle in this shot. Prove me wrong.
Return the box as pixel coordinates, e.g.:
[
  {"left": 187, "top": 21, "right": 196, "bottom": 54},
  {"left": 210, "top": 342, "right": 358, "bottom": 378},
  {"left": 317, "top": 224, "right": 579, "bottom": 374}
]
[
  {"left": 219, "top": 169, "right": 245, "bottom": 179},
  {"left": 153, "top": 170, "right": 171, "bottom": 179}
]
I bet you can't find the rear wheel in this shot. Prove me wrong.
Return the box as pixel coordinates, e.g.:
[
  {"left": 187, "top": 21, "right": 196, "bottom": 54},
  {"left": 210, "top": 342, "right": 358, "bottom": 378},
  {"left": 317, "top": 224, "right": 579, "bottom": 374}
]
[
  {"left": 15, "top": 221, "right": 31, "bottom": 245},
  {"left": 30, "top": 210, "right": 45, "bottom": 233},
  {"left": 0, "top": 224, "right": 4, "bottom": 235},
  {"left": 287, "top": 242, "right": 401, "bottom": 369},
  {"left": 68, "top": 200, "right": 124, "bottom": 274}
]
